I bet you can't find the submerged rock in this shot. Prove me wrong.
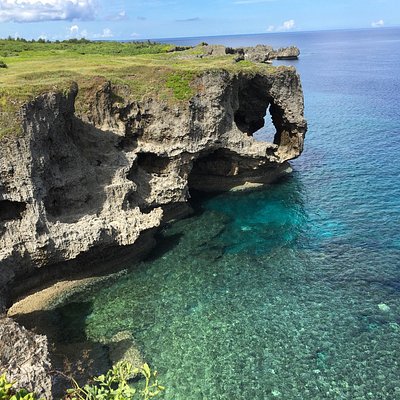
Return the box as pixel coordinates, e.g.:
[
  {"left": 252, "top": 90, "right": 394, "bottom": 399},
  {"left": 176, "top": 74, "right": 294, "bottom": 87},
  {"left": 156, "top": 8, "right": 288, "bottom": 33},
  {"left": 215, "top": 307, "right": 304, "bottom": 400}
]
[
  {"left": 378, "top": 303, "right": 391, "bottom": 312},
  {"left": 106, "top": 331, "right": 145, "bottom": 369}
]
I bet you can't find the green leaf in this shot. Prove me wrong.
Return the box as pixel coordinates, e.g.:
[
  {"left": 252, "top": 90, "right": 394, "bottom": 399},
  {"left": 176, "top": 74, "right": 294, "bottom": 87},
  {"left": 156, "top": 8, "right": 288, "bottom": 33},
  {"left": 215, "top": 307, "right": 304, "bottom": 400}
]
[
  {"left": 142, "top": 363, "right": 151, "bottom": 379},
  {"left": 94, "top": 375, "right": 105, "bottom": 383}
]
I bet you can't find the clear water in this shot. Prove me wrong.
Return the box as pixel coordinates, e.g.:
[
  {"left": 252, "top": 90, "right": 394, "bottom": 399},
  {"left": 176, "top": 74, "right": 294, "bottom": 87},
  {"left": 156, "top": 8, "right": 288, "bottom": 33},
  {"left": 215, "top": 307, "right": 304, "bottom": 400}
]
[{"left": 58, "top": 29, "right": 400, "bottom": 399}]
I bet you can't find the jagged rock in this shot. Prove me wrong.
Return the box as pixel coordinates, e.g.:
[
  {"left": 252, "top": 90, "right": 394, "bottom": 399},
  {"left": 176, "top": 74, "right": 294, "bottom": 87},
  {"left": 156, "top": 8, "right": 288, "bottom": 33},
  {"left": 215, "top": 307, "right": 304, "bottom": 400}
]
[
  {"left": 191, "top": 44, "right": 300, "bottom": 62},
  {"left": 201, "top": 44, "right": 228, "bottom": 57},
  {"left": 242, "top": 45, "right": 300, "bottom": 62},
  {"left": 0, "top": 67, "right": 306, "bottom": 298},
  {"left": 243, "top": 45, "right": 274, "bottom": 63},
  {"left": 0, "top": 318, "right": 52, "bottom": 399},
  {"left": 0, "top": 55, "right": 307, "bottom": 400},
  {"left": 273, "top": 46, "right": 300, "bottom": 60}
]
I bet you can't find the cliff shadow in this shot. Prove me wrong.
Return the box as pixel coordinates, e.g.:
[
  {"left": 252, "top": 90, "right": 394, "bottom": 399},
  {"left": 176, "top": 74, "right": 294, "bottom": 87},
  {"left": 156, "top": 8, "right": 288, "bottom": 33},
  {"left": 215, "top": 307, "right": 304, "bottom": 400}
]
[
  {"left": 143, "top": 232, "right": 184, "bottom": 262},
  {"left": 0, "top": 200, "right": 27, "bottom": 239},
  {"left": 9, "top": 228, "right": 157, "bottom": 306},
  {"left": 11, "top": 302, "right": 112, "bottom": 398}
]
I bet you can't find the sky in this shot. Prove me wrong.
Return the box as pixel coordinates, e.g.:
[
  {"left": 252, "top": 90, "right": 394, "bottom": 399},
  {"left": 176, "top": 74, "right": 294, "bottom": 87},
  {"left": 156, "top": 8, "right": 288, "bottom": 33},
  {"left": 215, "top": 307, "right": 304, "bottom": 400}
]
[{"left": 0, "top": 0, "right": 399, "bottom": 41}]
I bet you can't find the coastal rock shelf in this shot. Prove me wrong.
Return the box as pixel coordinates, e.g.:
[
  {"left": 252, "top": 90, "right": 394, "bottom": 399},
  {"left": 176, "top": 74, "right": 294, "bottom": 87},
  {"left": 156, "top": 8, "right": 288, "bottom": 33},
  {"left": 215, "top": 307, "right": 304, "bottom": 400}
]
[
  {"left": 176, "top": 44, "right": 301, "bottom": 62},
  {"left": 0, "top": 66, "right": 306, "bottom": 299}
]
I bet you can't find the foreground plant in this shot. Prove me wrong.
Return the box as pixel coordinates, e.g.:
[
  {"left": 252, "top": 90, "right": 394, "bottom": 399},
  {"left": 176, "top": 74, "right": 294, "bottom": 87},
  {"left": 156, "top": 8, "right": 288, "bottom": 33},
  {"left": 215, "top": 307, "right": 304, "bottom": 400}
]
[
  {"left": 65, "top": 361, "right": 165, "bottom": 400},
  {"left": 1, "top": 361, "right": 165, "bottom": 400},
  {"left": 0, "top": 374, "right": 40, "bottom": 400}
]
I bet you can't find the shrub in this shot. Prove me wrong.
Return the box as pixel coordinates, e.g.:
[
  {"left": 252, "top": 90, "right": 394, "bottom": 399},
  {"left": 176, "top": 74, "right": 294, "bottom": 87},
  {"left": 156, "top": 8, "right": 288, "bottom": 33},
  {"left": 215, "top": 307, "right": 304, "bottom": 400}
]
[
  {"left": 65, "top": 361, "right": 165, "bottom": 400},
  {"left": 1, "top": 362, "right": 164, "bottom": 400},
  {"left": 0, "top": 373, "right": 41, "bottom": 400},
  {"left": 0, "top": 61, "right": 7, "bottom": 68}
]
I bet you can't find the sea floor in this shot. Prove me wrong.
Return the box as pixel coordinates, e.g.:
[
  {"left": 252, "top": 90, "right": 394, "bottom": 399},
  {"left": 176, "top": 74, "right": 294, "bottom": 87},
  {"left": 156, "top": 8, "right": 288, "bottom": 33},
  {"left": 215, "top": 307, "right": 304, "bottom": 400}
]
[{"left": 40, "top": 181, "right": 400, "bottom": 399}]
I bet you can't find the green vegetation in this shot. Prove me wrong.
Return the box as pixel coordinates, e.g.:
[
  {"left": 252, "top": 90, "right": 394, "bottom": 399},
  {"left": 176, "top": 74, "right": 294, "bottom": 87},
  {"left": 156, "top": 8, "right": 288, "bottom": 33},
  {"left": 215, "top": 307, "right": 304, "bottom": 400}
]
[
  {"left": 0, "top": 38, "right": 276, "bottom": 138},
  {"left": 66, "top": 362, "right": 164, "bottom": 400},
  {"left": 1, "top": 362, "right": 164, "bottom": 400},
  {"left": 0, "top": 38, "right": 173, "bottom": 58},
  {"left": 166, "top": 72, "right": 196, "bottom": 101},
  {"left": 0, "top": 373, "right": 40, "bottom": 400}
]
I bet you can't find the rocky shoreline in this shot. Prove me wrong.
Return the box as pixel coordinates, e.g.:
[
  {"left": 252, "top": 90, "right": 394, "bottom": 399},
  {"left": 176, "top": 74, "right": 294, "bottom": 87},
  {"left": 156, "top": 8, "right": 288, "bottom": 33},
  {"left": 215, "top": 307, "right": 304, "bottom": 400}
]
[
  {"left": 0, "top": 46, "right": 307, "bottom": 398},
  {"left": 170, "top": 43, "right": 301, "bottom": 62}
]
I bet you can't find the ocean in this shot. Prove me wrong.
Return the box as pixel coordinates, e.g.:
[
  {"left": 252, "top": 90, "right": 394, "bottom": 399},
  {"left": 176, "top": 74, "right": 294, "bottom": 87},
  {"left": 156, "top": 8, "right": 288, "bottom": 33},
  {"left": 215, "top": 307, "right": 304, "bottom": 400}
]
[{"left": 56, "top": 28, "right": 400, "bottom": 399}]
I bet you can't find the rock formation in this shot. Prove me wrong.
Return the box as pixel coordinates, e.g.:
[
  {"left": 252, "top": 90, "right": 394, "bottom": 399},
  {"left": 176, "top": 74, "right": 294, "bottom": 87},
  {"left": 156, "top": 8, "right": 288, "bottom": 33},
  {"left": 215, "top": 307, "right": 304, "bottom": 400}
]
[
  {"left": 195, "top": 44, "right": 301, "bottom": 62},
  {"left": 0, "top": 318, "right": 52, "bottom": 398},
  {"left": 0, "top": 67, "right": 306, "bottom": 299},
  {"left": 0, "top": 59, "right": 306, "bottom": 398},
  {"left": 273, "top": 46, "right": 300, "bottom": 60}
]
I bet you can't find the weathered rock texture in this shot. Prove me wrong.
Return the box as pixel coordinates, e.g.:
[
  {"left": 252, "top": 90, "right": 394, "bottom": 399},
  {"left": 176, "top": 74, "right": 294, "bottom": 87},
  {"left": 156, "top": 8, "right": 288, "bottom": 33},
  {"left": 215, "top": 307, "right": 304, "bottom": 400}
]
[
  {"left": 0, "top": 317, "right": 52, "bottom": 399},
  {"left": 273, "top": 46, "right": 300, "bottom": 60},
  {"left": 0, "top": 67, "right": 306, "bottom": 297},
  {"left": 197, "top": 44, "right": 300, "bottom": 62},
  {"left": 0, "top": 60, "right": 306, "bottom": 400}
]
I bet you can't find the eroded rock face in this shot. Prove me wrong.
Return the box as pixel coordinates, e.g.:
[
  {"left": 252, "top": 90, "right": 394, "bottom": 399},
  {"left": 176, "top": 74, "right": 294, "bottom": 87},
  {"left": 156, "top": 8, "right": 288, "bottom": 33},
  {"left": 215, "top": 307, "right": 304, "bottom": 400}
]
[
  {"left": 0, "top": 318, "right": 52, "bottom": 399},
  {"left": 0, "top": 67, "right": 306, "bottom": 295},
  {"left": 176, "top": 44, "right": 301, "bottom": 63},
  {"left": 273, "top": 46, "right": 301, "bottom": 60},
  {"left": 0, "top": 64, "right": 306, "bottom": 400},
  {"left": 199, "top": 44, "right": 300, "bottom": 62},
  {"left": 243, "top": 45, "right": 275, "bottom": 63}
]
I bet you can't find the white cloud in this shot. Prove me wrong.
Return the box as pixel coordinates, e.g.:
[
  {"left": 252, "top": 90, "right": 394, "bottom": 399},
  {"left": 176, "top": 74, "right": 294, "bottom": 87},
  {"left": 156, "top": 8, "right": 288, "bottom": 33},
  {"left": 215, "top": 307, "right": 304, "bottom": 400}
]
[
  {"left": 70, "top": 24, "right": 79, "bottom": 34},
  {"left": 101, "top": 28, "right": 113, "bottom": 38},
  {"left": 371, "top": 19, "right": 384, "bottom": 28},
  {"left": 279, "top": 19, "right": 295, "bottom": 31},
  {"left": 267, "top": 19, "right": 295, "bottom": 32},
  {"left": 93, "top": 28, "right": 113, "bottom": 38},
  {"left": 67, "top": 24, "right": 88, "bottom": 38},
  {"left": 131, "top": 32, "right": 141, "bottom": 38},
  {"left": 0, "top": 0, "right": 96, "bottom": 23}
]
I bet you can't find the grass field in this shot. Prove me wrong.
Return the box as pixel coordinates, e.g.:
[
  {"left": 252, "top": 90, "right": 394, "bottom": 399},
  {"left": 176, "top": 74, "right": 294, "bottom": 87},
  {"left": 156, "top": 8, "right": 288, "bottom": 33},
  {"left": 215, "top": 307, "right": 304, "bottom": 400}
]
[{"left": 0, "top": 39, "right": 276, "bottom": 138}]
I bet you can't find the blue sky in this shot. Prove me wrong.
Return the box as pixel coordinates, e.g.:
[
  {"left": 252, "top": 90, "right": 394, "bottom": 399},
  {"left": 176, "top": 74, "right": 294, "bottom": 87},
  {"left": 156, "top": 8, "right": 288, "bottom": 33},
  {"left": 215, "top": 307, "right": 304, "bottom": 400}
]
[{"left": 0, "top": 0, "right": 398, "bottom": 40}]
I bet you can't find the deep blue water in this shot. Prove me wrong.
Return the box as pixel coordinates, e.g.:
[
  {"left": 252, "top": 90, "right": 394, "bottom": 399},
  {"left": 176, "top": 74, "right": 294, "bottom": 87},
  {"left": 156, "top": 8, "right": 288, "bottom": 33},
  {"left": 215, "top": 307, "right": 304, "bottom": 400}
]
[{"left": 59, "top": 29, "right": 400, "bottom": 399}]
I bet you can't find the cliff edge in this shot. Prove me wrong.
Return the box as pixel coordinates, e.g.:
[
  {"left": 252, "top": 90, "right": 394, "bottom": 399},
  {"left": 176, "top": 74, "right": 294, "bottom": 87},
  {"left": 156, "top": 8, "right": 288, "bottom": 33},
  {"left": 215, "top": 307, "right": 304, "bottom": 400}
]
[
  {"left": 0, "top": 42, "right": 306, "bottom": 398},
  {"left": 0, "top": 66, "right": 306, "bottom": 300}
]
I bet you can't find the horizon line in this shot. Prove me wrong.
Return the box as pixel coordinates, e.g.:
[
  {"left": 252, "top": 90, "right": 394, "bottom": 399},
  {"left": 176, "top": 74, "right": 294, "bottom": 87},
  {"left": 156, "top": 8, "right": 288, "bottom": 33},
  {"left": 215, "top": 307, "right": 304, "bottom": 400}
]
[
  {"left": 147, "top": 25, "right": 400, "bottom": 42},
  {"left": 2, "top": 25, "right": 399, "bottom": 43}
]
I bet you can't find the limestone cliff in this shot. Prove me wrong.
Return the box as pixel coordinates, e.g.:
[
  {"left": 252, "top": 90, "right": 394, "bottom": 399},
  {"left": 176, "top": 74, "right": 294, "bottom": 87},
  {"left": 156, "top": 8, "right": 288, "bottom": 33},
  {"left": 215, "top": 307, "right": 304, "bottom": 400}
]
[
  {"left": 183, "top": 44, "right": 300, "bottom": 62},
  {"left": 0, "top": 66, "right": 306, "bottom": 302},
  {"left": 0, "top": 318, "right": 52, "bottom": 398}
]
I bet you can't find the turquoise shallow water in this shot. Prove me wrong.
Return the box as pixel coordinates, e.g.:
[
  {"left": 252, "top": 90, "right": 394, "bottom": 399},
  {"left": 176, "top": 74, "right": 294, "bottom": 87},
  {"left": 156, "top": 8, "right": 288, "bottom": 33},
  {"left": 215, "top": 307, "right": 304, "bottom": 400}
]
[{"left": 57, "top": 29, "right": 400, "bottom": 399}]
